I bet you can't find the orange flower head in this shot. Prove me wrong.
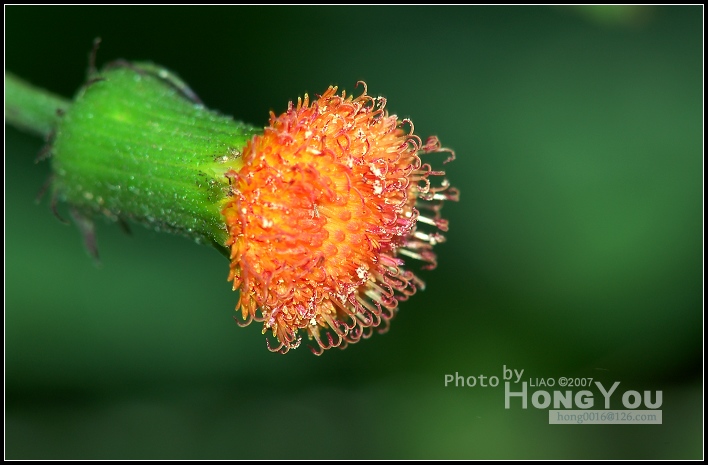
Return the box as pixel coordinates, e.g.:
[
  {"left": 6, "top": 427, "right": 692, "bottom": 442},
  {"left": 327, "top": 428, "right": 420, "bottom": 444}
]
[{"left": 222, "top": 83, "right": 459, "bottom": 354}]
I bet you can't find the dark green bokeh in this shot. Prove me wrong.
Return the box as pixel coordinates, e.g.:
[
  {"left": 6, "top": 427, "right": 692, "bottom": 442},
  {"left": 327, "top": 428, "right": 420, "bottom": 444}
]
[{"left": 5, "top": 6, "right": 702, "bottom": 459}]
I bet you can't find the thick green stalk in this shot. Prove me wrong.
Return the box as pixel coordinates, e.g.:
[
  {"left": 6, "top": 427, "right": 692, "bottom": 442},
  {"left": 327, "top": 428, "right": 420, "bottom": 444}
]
[
  {"left": 5, "top": 72, "right": 71, "bottom": 138},
  {"left": 7, "top": 64, "right": 261, "bottom": 252}
]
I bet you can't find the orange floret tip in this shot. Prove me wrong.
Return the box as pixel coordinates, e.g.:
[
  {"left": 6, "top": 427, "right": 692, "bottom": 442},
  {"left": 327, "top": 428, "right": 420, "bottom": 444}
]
[{"left": 222, "top": 82, "right": 459, "bottom": 354}]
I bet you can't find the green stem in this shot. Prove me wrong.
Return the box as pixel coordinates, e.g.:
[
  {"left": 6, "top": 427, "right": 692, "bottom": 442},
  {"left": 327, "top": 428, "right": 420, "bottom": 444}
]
[{"left": 5, "top": 71, "right": 71, "bottom": 138}]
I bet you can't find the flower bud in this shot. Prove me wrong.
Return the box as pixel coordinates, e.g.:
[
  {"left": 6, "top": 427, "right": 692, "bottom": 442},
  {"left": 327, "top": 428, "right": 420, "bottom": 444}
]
[
  {"left": 222, "top": 84, "right": 459, "bottom": 354},
  {"left": 50, "top": 64, "right": 459, "bottom": 354}
]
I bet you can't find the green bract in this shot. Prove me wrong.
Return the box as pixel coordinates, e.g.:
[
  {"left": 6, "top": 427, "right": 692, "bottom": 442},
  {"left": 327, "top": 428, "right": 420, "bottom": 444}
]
[{"left": 51, "top": 63, "right": 259, "bottom": 251}]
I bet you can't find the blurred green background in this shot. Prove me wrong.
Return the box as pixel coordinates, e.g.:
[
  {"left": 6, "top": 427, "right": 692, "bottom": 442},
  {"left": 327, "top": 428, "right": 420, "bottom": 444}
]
[{"left": 5, "top": 6, "right": 702, "bottom": 459}]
